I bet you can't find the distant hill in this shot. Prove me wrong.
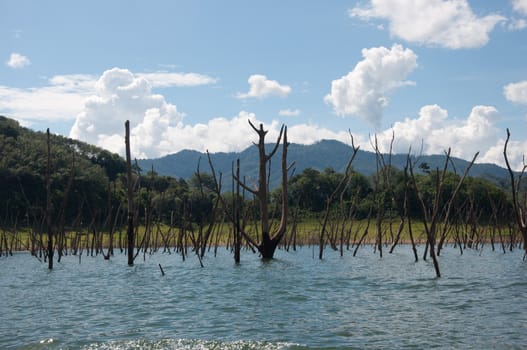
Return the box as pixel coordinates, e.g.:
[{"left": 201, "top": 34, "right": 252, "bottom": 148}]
[{"left": 137, "top": 139, "right": 511, "bottom": 189}]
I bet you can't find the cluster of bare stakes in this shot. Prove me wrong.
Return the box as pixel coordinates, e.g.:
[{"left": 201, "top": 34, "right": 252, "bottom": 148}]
[{"left": 1, "top": 120, "right": 526, "bottom": 278}]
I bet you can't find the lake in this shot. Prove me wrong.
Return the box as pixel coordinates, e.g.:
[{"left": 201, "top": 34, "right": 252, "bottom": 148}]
[{"left": 1, "top": 245, "right": 526, "bottom": 349}]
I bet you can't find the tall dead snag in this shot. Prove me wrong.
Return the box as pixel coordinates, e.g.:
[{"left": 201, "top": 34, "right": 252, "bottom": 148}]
[
  {"left": 232, "top": 121, "right": 288, "bottom": 259},
  {"left": 409, "top": 149, "right": 478, "bottom": 278},
  {"left": 503, "top": 129, "right": 527, "bottom": 257},
  {"left": 232, "top": 159, "right": 243, "bottom": 263},
  {"left": 125, "top": 120, "right": 135, "bottom": 266},
  {"left": 46, "top": 128, "right": 53, "bottom": 270}
]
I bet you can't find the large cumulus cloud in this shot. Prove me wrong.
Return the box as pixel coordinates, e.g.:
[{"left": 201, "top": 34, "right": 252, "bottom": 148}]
[
  {"left": 70, "top": 68, "right": 184, "bottom": 157},
  {"left": 324, "top": 44, "right": 417, "bottom": 128}
]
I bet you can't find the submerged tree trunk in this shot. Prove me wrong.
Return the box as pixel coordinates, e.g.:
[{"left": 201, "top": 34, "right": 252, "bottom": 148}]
[
  {"left": 319, "top": 133, "right": 359, "bottom": 259},
  {"left": 233, "top": 159, "right": 242, "bottom": 263},
  {"left": 125, "top": 121, "right": 135, "bottom": 266},
  {"left": 46, "top": 129, "right": 53, "bottom": 270},
  {"left": 503, "top": 129, "right": 527, "bottom": 256},
  {"left": 250, "top": 122, "right": 289, "bottom": 259},
  {"left": 408, "top": 149, "right": 478, "bottom": 278}
]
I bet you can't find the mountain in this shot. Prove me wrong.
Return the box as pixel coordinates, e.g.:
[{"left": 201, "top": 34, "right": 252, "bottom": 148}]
[{"left": 137, "top": 139, "right": 511, "bottom": 188}]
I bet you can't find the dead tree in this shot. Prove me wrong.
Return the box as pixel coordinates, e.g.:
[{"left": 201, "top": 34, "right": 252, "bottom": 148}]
[
  {"left": 319, "top": 132, "right": 359, "bottom": 259},
  {"left": 192, "top": 159, "right": 221, "bottom": 260},
  {"left": 503, "top": 129, "right": 527, "bottom": 257},
  {"left": 408, "top": 149, "right": 478, "bottom": 277},
  {"left": 229, "top": 160, "right": 243, "bottom": 262},
  {"left": 45, "top": 129, "right": 54, "bottom": 270},
  {"left": 370, "top": 133, "right": 396, "bottom": 258},
  {"left": 240, "top": 121, "right": 290, "bottom": 258},
  {"left": 390, "top": 159, "right": 418, "bottom": 262},
  {"left": 125, "top": 120, "right": 135, "bottom": 266},
  {"left": 208, "top": 121, "right": 290, "bottom": 259}
]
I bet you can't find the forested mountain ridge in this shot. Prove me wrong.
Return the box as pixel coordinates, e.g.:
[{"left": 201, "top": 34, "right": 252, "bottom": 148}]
[{"left": 138, "top": 139, "right": 511, "bottom": 189}]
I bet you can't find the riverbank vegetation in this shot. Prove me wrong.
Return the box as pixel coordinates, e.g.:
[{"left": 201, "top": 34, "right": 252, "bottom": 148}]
[{"left": 0, "top": 116, "right": 525, "bottom": 276}]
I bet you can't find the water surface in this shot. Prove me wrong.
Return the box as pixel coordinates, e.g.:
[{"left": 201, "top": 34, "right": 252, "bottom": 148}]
[{"left": 1, "top": 245, "right": 526, "bottom": 349}]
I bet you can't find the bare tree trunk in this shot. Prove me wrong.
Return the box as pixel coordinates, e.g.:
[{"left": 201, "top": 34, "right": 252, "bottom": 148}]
[
  {"left": 503, "top": 129, "right": 527, "bottom": 256},
  {"left": 353, "top": 207, "right": 373, "bottom": 257},
  {"left": 45, "top": 129, "right": 54, "bottom": 270},
  {"left": 319, "top": 133, "right": 359, "bottom": 259},
  {"left": 229, "top": 123, "right": 289, "bottom": 258},
  {"left": 233, "top": 160, "right": 242, "bottom": 263},
  {"left": 125, "top": 121, "right": 135, "bottom": 266},
  {"left": 408, "top": 150, "right": 478, "bottom": 277}
]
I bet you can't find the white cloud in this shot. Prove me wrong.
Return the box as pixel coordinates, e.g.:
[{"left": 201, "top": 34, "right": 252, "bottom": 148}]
[
  {"left": 382, "top": 104, "right": 500, "bottom": 158},
  {"left": 349, "top": 0, "right": 505, "bottom": 49},
  {"left": 67, "top": 68, "right": 282, "bottom": 158},
  {"left": 137, "top": 72, "right": 218, "bottom": 87},
  {"left": 0, "top": 75, "right": 94, "bottom": 123},
  {"left": 6, "top": 52, "right": 31, "bottom": 69},
  {"left": 513, "top": 0, "right": 527, "bottom": 15},
  {"left": 507, "top": 17, "right": 527, "bottom": 30},
  {"left": 66, "top": 68, "right": 358, "bottom": 159},
  {"left": 288, "top": 124, "right": 352, "bottom": 145},
  {"left": 99, "top": 110, "right": 291, "bottom": 159},
  {"left": 69, "top": 68, "right": 185, "bottom": 157},
  {"left": 279, "top": 109, "right": 301, "bottom": 116},
  {"left": 0, "top": 69, "right": 217, "bottom": 128},
  {"left": 236, "top": 74, "right": 291, "bottom": 99},
  {"left": 360, "top": 103, "right": 527, "bottom": 170},
  {"left": 482, "top": 137, "right": 527, "bottom": 172},
  {"left": 324, "top": 44, "right": 417, "bottom": 128},
  {"left": 504, "top": 81, "right": 527, "bottom": 104}
]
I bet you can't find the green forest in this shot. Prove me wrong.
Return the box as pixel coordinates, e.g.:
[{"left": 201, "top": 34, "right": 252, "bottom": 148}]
[{"left": 0, "top": 116, "right": 525, "bottom": 276}]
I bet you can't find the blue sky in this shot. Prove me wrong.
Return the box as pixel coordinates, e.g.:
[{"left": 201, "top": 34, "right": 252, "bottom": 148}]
[{"left": 1, "top": 0, "right": 527, "bottom": 169}]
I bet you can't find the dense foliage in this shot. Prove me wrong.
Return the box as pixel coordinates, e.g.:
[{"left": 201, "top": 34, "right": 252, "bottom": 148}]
[{"left": 0, "top": 117, "right": 123, "bottom": 226}]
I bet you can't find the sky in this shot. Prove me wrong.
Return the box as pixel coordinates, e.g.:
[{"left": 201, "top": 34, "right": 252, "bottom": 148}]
[{"left": 1, "top": 0, "right": 527, "bottom": 170}]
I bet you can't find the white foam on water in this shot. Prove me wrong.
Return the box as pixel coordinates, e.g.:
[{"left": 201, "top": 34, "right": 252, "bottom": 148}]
[{"left": 81, "top": 338, "right": 302, "bottom": 350}]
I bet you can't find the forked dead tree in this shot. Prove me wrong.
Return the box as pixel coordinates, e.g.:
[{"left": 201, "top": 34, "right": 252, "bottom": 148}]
[
  {"left": 209, "top": 120, "right": 289, "bottom": 262},
  {"left": 208, "top": 120, "right": 290, "bottom": 259},
  {"left": 503, "top": 129, "right": 527, "bottom": 257},
  {"left": 241, "top": 121, "right": 290, "bottom": 258}
]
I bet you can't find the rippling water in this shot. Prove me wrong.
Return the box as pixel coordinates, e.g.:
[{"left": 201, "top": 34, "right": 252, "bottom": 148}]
[{"left": 1, "top": 245, "right": 526, "bottom": 349}]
